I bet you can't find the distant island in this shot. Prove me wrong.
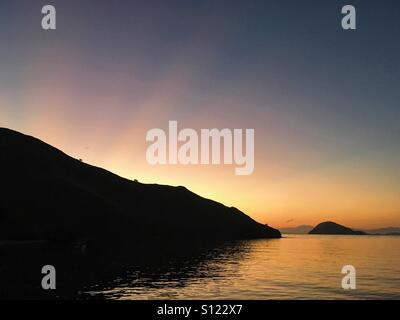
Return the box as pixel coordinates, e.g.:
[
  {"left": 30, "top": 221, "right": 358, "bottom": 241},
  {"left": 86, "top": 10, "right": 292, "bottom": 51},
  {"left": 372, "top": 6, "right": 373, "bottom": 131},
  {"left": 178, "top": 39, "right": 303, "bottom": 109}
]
[
  {"left": 362, "top": 227, "right": 400, "bottom": 236},
  {"left": 309, "top": 221, "right": 366, "bottom": 235},
  {"left": 279, "top": 225, "right": 314, "bottom": 234},
  {"left": 0, "top": 128, "right": 280, "bottom": 246},
  {"left": 281, "top": 223, "right": 400, "bottom": 236}
]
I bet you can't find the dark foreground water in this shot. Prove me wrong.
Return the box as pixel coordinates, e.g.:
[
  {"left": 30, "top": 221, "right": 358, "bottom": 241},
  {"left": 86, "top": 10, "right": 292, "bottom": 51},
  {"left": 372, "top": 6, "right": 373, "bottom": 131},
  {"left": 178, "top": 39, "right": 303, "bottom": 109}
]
[
  {"left": 87, "top": 235, "right": 400, "bottom": 299},
  {"left": 1, "top": 235, "right": 399, "bottom": 299}
]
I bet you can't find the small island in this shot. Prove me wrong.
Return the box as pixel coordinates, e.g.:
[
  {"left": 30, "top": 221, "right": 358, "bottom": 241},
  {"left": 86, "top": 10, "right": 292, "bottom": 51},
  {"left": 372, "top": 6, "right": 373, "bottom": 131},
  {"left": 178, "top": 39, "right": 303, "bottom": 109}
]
[{"left": 309, "top": 221, "right": 367, "bottom": 235}]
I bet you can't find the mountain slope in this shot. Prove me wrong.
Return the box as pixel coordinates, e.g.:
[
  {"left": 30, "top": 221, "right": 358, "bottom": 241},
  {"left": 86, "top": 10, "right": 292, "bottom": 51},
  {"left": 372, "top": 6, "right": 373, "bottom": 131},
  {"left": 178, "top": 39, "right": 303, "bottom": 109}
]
[
  {"left": 0, "top": 128, "right": 281, "bottom": 243},
  {"left": 309, "top": 221, "right": 366, "bottom": 235}
]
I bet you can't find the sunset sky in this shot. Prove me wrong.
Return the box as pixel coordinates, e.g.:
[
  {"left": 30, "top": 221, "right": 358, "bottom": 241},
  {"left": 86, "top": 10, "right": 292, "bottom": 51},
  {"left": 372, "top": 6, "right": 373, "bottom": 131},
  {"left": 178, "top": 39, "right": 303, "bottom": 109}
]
[{"left": 1, "top": 0, "right": 399, "bottom": 229}]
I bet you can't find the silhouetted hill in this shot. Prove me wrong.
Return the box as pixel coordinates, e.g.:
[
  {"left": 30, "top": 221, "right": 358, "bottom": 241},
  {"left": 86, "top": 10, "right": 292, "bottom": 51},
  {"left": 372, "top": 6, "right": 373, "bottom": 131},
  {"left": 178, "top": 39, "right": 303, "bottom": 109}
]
[
  {"left": 0, "top": 128, "right": 280, "bottom": 245},
  {"left": 280, "top": 225, "right": 314, "bottom": 234},
  {"left": 309, "top": 221, "right": 366, "bottom": 235}
]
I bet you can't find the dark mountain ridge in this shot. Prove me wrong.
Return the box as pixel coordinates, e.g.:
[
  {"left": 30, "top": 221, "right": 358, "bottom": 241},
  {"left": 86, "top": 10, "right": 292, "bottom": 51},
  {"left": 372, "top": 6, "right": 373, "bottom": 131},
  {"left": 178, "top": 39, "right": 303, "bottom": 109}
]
[{"left": 0, "top": 127, "right": 280, "bottom": 244}]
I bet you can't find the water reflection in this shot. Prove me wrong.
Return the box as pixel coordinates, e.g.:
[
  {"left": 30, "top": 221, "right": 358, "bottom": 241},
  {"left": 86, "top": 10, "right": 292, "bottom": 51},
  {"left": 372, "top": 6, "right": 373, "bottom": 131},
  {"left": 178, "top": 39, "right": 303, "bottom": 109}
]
[
  {"left": 84, "top": 236, "right": 400, "bottom": 300},
  {"left": 1, "top": 236, "right": 399, "bottom": 299},
  {"left": 85, "top": 240, "right": 258, "bottom": 299}
]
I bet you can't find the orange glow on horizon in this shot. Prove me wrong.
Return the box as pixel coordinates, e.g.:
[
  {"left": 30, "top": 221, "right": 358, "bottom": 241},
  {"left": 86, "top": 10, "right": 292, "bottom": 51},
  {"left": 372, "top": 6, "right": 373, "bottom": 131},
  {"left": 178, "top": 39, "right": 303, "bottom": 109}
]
[{"left": 1, "top": 51, "right": 399, "bottom": 231}]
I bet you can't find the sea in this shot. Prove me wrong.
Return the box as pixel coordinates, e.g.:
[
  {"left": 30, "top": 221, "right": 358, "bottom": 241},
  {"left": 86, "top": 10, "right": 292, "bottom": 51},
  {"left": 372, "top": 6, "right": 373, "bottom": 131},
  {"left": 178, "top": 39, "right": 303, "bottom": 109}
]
[{"left": 84, "top": 234, "right": 400, "bottom": 300}]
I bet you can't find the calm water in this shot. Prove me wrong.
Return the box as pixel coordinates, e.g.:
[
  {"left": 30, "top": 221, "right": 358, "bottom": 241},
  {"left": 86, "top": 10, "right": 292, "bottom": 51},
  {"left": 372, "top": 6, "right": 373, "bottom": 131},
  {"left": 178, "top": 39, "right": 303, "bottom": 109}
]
[{"left": 86, "top": 235, "right": 400, "bottom": 300}]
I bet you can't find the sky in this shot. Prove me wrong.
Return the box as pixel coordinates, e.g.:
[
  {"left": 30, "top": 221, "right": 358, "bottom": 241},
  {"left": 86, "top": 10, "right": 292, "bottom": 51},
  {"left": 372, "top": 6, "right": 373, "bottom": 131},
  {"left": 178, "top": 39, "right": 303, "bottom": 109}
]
[{"left": 1, "top": 0, "right": 399, "bottom": 229}]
